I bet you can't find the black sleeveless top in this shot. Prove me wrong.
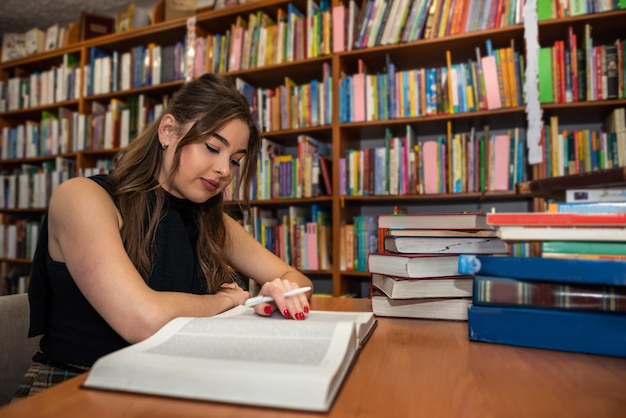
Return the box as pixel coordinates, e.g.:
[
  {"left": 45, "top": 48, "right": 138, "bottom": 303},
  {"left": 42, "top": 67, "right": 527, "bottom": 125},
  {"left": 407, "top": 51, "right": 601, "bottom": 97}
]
[{"left": 28, "top": 174, "right": 208, "bottom": 366}]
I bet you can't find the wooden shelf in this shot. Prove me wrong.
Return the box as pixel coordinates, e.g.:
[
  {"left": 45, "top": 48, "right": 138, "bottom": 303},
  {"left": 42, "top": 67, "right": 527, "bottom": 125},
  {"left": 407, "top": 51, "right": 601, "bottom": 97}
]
[
  {"left": 1, "top": 4, "right": 625, "bottom": 296},
  {"left": 516, "top": 167, "right": 626, "bottom": 196}
]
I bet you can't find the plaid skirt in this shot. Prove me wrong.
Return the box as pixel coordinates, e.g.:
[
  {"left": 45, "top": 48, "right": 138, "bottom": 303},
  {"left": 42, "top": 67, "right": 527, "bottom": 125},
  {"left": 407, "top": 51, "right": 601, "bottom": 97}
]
[{"left": 11, "top": 353, "right": 90, "bottom": 401}]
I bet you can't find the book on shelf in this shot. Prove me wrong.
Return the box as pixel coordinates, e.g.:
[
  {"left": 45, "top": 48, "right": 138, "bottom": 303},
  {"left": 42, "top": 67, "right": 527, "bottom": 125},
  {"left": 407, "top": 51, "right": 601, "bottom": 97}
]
[
  {"left": 516, "top": 168, "right": 626, "bottom": 196},
  {"left": 540, "top": 253, "right": 626, "bottom": 260},
  {"left": 541, "top": 241, "right": 626, "bottom": 256},
  {"left": 44, "top": 24, "right": 59, "bottom": 51},
  {"left": 372, "top": 273, "right": 473, "bottom": 299},
  {"left": 372, "top": 289, "right": 471, "bottom": 320},
  {"left": 473, "top": 274, "right": 626, "bottom": 313},
  {"left": 383, "top": 236, "right": 507, "bottom": 254},
  {"left": 384, "top": 229, "right": 498, "bottom": 238},
  {"left": 368, "top": 253, "right": 462, "bottom": 278},
  {"left": 565, "top": 187, "right": 626, "bottom": 203},
  {"left": 377, "top": 213, "right": 490, "bottom": 230},
  {"left": 457, "top": 255, "right": 626, "bottom": 286},
  {"left": 1, "top": 32, "right": 26, "bottom": 62},
  {"left": 468, "top": 305, "right": 626, "bottom": 358},
  {"left": 164, "top": 0, "right": 197, "bottom": 20},
  {"left": 548, "top": 201, "right": 626, "bottom": 214},
  {"left": 83, "top": 305, "right": 377, "bottom": 412},
  {"left": 496, "top": 226, "right": 626, "bottom": 242},
  {"left": 80, "top": 12, "right": 116, "bottom": 40},
  {"left": 487, "top": 212, "right": 626, "bottom": 226},
  {"left": 24, "top": 27, "right": 46, "bottom": 55}
]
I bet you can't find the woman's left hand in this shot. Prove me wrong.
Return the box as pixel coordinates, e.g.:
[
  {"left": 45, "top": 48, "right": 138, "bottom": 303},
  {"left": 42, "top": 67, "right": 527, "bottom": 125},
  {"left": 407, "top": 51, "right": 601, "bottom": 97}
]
[{"left": 254, "top": 278, "right": 309, "bottom": 320}]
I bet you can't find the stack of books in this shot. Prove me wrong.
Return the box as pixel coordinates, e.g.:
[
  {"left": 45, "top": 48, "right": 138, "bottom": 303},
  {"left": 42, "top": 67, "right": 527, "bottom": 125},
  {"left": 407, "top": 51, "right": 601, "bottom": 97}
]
[
  {"left": 461, "top": 255, "right": 626, "bottom": 357},
  {"left": 542, "top": 186, "right": 626, "bottom": 259},
  {"left": 367, "top": 213, "right": 508, "bottom": 320},
  {"left": 461, "top": 208, "right": 626, "bottom": 357},
  {"left": 488, "top": 211, "right": 626, "bottom": 260}
]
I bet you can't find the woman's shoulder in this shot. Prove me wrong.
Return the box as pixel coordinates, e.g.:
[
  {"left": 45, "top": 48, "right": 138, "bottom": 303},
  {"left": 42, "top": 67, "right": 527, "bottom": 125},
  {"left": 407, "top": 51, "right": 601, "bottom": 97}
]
[
  {"left": 50, "top": 176, "right": 116, "bottom": 210},
  {"left": 53, "top": 174, "right": 112, "bottom": 193},
  {"left": 87, "top": 173, "right": 114, "bottom": 195}
]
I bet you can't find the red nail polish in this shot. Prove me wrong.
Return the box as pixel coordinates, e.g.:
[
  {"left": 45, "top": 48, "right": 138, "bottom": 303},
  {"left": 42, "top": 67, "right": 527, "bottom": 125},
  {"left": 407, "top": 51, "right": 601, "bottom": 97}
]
[
  {"left": 299, "top": 312, "right": 305, "bottom": 320},
  {"left": 304, "top": 306, "right": 309, "bottom": 313},
  {"left": 264, "top": 305, "right": 273, "bottom": 315},
  {"left": 283, "top": 309, "right": 290, "bottom": 318}
]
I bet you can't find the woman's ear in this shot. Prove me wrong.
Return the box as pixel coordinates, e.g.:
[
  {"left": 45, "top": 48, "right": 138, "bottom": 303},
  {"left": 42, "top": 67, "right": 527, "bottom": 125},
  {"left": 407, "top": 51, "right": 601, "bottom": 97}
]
[{"left": 158, "top": 114, "right": 177, "bottom": 147}]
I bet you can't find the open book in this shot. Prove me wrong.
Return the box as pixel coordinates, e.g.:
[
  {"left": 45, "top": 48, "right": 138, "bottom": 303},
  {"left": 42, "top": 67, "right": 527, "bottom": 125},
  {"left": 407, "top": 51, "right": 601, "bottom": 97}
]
[{"left": 83, "top": 305, "right": 377, "bottom": 412}]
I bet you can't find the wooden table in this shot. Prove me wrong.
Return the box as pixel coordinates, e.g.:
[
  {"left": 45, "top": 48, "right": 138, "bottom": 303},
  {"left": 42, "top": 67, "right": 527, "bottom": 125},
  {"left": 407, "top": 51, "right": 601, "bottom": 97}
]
[{"left": 2, "top": 297, "right": 625, "bottom": 417}]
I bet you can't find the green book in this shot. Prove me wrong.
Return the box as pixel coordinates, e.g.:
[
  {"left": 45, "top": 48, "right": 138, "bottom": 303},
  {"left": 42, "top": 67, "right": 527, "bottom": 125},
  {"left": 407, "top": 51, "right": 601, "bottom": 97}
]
[
  {"left": 538, "top": 47, "right": 554, "bottom": 104},
  {"left": 536, "top": 0, "right": 553, "bottom": 20},
  {"left": 542, "top": 241, "right": 626, "bottom": 256}
]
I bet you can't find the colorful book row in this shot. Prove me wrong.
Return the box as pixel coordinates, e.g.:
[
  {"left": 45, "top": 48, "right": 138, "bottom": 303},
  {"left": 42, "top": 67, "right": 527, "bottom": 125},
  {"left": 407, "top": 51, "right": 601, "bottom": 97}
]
[
  {"left": 536, "top": 109, "right": 626, "bottom": 180},
  {"left": 339, "top": 125, "right": 525, "bottom": 196},
  {"left": 243, "top": 204, "right": 332, "bottom": 270},
  {"left": 340, "top": 42, "right": 523, "bottom": 123},
  {"left": 538, "top": 27, "right": 625, "bottom": 104},
  {"left": 333, "top": 0, "right": 525, "bottom": 53},
  {"left": 1, "top": 54, "right": 80, "bottom": 112},
  {"left": 235, "top": 67, "right": 332, "bottom": 133}
]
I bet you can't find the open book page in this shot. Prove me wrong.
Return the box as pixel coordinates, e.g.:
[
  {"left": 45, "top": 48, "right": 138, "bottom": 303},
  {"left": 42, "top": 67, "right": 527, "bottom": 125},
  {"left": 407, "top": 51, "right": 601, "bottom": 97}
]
[
  {"left": 83, "top": 306, "right": 375, "bottom": 412},
  {"left": 214, "top": 306, "right": 377, "bottom": 348}
]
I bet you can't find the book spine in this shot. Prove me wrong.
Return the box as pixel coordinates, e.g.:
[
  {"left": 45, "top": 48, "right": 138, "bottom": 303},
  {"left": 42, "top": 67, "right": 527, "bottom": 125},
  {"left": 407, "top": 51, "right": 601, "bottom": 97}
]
[
  {"left": 457, "top": 254, "right": 626, "bottom": 286},
  {"left": 468, "top": 305, "right": 626, "bottom": 357},
  {"left": 473, "top": 275, "right": 626, "bottom": 313}
]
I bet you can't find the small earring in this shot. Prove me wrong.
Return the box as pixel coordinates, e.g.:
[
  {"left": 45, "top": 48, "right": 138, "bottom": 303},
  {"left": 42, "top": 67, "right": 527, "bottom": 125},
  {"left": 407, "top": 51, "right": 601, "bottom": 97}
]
[{"left": 160, "top": 143, "right": 167, "bottom": 150}]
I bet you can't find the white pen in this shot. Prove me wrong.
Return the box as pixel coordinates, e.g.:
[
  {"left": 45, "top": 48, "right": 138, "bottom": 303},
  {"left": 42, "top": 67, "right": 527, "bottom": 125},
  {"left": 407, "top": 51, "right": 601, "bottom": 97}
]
[{"left": 244, "top": 286, "right": 311, "bottom": 307}]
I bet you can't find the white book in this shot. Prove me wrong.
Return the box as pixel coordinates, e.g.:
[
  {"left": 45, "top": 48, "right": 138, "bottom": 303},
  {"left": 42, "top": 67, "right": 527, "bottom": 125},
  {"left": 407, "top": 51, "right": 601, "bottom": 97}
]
[
  {"left": 372, "top": 294, "right": 471, "bottom": 320},
  {"left": 372, "top": 273, "right": 473, "bottom": 299},
  {"left": 84, "top": 305, "right": 376, "bottom": 412},
  {"left": 497, "top": 225, "right": 626, "bottom": 242},
  {"left": 104, "top": 111, "right": 114, "bottom": 149},
  {"left": 120, "top": 109, "right": 130, "bottom": 148},
  {"left": 45, "top": 24, "right": 59, "bottom": 51},
  {"left": 18, "top": 172, "right": 30, "bottom": 208},
  {"left": 152, "top": 45, "right": 162, "bottom": 85},
  {"left": 102, "top": 55, "right": 112, "bottom": 94},
  {"left": 121, "top": 52, "right": 132, "bottom": 91},
  {"left": 6, "top": 224, "right": 17, "bottom": 258},
  {"left": 566, "top": 187, "right": 626, "bottom": 203},
  {"left": 25, "top": 28, "right": 45, "bottom": 55}
]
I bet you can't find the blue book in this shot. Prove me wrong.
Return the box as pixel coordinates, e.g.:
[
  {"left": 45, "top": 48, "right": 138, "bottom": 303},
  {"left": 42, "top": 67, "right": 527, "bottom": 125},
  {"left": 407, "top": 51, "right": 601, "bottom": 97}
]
[
  {"left": 553, "top": 201, "right": 626, "bottom": 214},
  {"left": 468, "top": 305, "right": 626, "bottom": 357},
  {"left": 457, "top": 255, "right": 626, "bottom": 286}
]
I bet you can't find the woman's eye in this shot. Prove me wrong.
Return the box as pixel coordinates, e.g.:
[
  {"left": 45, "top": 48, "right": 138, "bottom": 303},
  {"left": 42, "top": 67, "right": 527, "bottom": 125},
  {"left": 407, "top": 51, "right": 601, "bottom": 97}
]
[
  {"left": 205, "top": 144, "right": 219, "bottom": 153},
  {"left": 230, "top": 159, "right": 242, "bottom": 167}
]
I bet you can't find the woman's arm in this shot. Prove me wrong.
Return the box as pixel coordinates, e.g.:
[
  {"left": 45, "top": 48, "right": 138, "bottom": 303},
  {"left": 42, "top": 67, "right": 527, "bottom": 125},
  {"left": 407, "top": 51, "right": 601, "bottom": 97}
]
[
  {"left": 222, "top": 213, "right": 314, "bottom": 319},
  {"left": 47, "top": 177, "right": 249, "bottom": 343}
]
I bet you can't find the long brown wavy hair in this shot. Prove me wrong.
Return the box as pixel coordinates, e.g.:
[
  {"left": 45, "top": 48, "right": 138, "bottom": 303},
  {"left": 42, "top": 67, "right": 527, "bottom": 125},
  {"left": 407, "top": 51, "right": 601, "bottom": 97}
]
[{"left": 109, "top": 74, "right": 260, "bottom": 293}]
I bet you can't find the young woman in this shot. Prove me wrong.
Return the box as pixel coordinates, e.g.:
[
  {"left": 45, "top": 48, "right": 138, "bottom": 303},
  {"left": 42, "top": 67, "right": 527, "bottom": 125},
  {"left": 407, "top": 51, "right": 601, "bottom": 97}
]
[{"left": 14, "top": 73, "right": 313, "bottom": 398}]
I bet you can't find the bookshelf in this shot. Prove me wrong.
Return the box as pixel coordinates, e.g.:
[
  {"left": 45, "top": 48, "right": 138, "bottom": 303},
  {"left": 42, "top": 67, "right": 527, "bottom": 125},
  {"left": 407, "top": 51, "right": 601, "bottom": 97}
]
[{"left": 0, "top": 1, "right": 625, "bottom": 297}]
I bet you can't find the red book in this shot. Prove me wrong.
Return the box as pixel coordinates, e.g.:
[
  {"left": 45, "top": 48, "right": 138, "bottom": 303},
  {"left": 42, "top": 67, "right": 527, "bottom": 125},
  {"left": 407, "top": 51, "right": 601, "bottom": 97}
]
[
  {"left": 595, "top": 45, "right": 603, "bottom": 100},
  {"left": 487, "top": 212, "right": 626, "bottom": 226},
  {"left": 378, "top": 212, "right": 490, "bottom": 230}
]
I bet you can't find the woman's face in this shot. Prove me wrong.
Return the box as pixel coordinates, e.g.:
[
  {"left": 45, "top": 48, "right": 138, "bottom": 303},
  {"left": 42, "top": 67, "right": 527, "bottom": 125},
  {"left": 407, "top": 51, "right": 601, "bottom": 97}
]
[{"left": 160, "top": 118, "right": 249, "bottom": 202}]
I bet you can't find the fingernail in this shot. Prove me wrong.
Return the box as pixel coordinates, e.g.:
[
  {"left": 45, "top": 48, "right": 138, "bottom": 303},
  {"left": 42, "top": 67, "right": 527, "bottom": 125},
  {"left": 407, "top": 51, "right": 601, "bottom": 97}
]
[
  {"left": 298, "top": 312, "right": 306, "bottom": 320},
  {"left": 283, "top": 309, "right": 291, "bottom": 319},
  {"left": 304, "top": 306, "right": 309, "bottom": 313},
  {"left": 264, "top": 306, "right": 273, "bottom": 315}
]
